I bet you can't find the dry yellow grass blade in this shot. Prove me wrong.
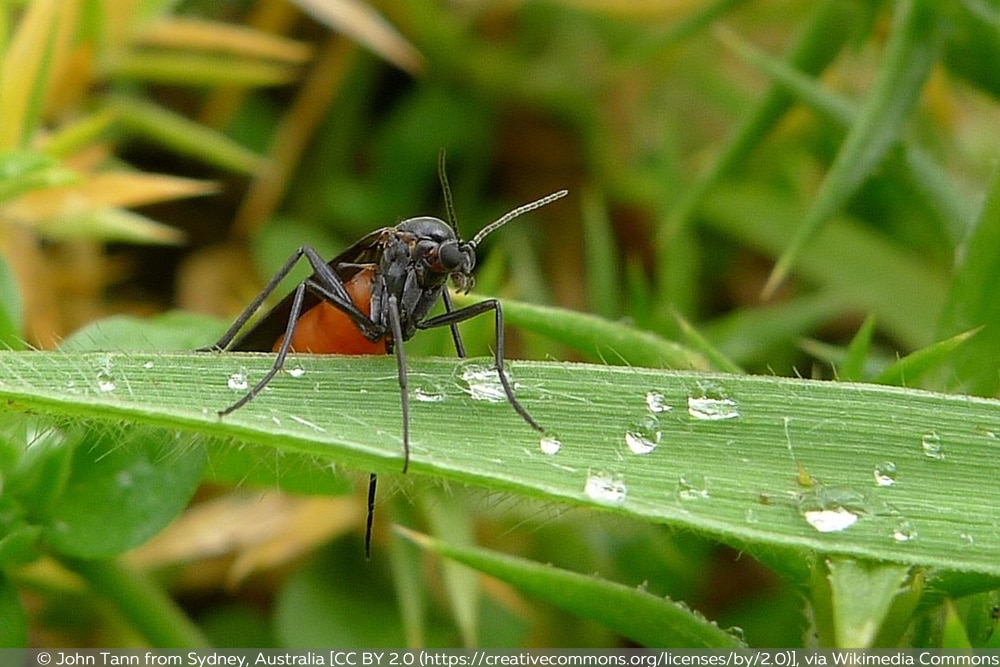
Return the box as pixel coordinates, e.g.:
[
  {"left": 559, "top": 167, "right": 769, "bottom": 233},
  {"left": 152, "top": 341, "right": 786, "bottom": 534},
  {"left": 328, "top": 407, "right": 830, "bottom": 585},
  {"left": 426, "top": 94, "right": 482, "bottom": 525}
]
[
  {"left": 0, "top": 172, "right": 214, "bottom": 243},
  {"left": 135, "top": 17, "right": 313, "bottom": 64},
  {"left": 288, "top": 0, "right": 424, "bottom": 74},
  {"left": 0, "top": 172, "right": 217, "bottom": 219},
  {"left": 127, "top": 492, "right": 361, "bottom": 590},
  {"left": 198, "top": 0, "right": 305, "bottom": 128},
  {"left": 0, "top": 0, "right": 68, "bottom": 150},
  {"left": 33, "top": 208, "right": 188, "bottom": 244}
]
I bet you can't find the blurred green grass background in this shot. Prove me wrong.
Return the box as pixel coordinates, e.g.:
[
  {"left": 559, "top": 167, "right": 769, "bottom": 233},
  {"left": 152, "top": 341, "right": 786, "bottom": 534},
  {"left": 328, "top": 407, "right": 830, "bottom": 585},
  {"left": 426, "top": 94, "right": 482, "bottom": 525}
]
[{"left": 2, "top": 0, "right": 1000, "bottom": 649}]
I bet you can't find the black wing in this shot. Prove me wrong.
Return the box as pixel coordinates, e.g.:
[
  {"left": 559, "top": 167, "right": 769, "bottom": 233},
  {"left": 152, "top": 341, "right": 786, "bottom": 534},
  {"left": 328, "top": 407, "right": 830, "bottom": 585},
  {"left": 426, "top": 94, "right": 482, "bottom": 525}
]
[{"left": 229, "top": 229, "right": 389, "bottom": 352}]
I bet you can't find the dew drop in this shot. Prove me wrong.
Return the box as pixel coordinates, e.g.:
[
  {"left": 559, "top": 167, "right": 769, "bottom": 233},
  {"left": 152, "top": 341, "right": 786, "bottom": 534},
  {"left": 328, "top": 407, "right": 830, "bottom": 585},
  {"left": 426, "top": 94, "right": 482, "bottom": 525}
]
[
  {"left": 414, "top": 387, "right": 445, "bottom": 403},
  {"left": 873, "top": 461, "right": 898, "bottom": 487},
  {"left": 584, "top": 472, "right": 627, "bottom": 505},
  {"left": 460, "top": 364, "right": 508, "bottom": 403},
  {"left": 645, "top": 391, "right": 671, "bottom": 413},
  {"left": 96, "top": 369, "right": 116, "bottom": 393},
  {"left": 745, "top": 508, "right": 759, "bottom": 524},
  {"left": 413, "top": 377, "right": 446, "bottom": 403},
  {"left": 142, "top": 361, "right": 154, "bottom": 370},
  {"left": 798, "top": 487, "right": 865, "bottom": 533},
  {"left": 921, "top": 431, "right": 945, "bottom": 460},
  {"left": 227, "top": 369, "right": 249, "bottom": 391},
  {"left": 625, "top": 415, "right": 661, "bottom": 455},
  {"left": 288, "top": 364, "right": 306, "bottom": 379},
  {"left": 539, "top": 435, "right": 562, "bottom": 455},
  {"left": 959, "top": 532, "right": 975, "bottom": 547},
  {"left": 676, "top": 473, "right": 709, "bottom": 501},
  {"left": 803, "top": 507, "right": 859, "bottom": 533},
  {"left": 687, "top": 396, "right": 740, "bottom": 421},
  {"left": 893, "top": 520, "right": 917, "bottom": 542}
]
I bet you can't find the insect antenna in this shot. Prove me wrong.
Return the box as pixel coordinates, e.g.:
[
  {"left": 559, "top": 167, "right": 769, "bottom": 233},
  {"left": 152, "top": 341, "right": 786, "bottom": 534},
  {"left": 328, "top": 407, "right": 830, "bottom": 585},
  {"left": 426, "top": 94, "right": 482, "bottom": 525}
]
[
  {"left": 470, "top": 189, "right": 569, "bottom": 248},
  {"left": 438, "top": 149, "right": 459, "bottom": 234}
]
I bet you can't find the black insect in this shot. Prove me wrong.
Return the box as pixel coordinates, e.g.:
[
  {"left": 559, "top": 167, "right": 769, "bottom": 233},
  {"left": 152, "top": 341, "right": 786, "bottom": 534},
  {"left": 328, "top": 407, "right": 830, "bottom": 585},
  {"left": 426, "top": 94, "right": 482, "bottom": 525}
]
[{"left": 202, "top": 154, "right": 568, "bottom": 555}]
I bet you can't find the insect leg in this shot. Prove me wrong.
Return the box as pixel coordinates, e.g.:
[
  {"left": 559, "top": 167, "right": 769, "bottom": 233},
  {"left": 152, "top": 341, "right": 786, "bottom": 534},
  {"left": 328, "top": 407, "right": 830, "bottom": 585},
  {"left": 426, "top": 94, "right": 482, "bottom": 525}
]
[
  {"left": 362, "top": 296, "right": 407, "bottom": 559},
  {"left": 200, "top": 245, "right": 373, "bottom": 351},
  {"left": 365, "top": 473, "right": 377, "bottom": 559},
  {"left": 301, "top": 278, "right": 381, "bottom": 341},
  {"left": 218, "top": 279, "right": 310, "bottom": 415},
  {"left": 418, "top": 299, "right": 542, "bottom": 433},
  {"left": 199, "top": 247, "right": 315, "bottom": 351},
  {"left": 441, "top": 289, "right": 466, "bottom": 358},
  {"left": 386, "top": 294, "right": 410, "bottom": 472}
]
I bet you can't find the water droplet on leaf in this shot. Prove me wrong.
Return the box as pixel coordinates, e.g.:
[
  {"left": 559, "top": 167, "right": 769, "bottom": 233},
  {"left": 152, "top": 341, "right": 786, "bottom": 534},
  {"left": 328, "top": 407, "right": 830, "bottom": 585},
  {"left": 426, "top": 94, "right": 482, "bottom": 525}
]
[
  {"left": 921, "top": 431, "right": 944, "bottom": 460},
  {"left": 803, "top": 507, "right": 859, "bottom": 533},
  {"left": 625, "top": 415, "right": 661, "bottom": 455},
  {"left": 893, "top": 520, "right": 917, "bottom": 542},
  {"left": 96, "top": 369, "right": 116, "bottom": 393},
  {"left": 687, "top": 396, "right": 740, "bottom": 421},
  {"left": 676, "top": 473, "right": 709, "bottom": 500},
  {"left": 460, "top": 364, "right": 509, "bottom": 402},
  {"left": 413, "top": 377, "right": 446, "bottom": 403},
  {"left": 584, "top": 472, "right": 627, "bottom": 505},
  {"left": 227, "top": 369, "right": 249, "bottom": 391},
  {"left": 873, "top": 461, "right": 898, "bottom": 487},
  {"left": 539, "top": 435, "right": 562, "bottom": 455},
  {"left": 798, "top": 487, "right": 865, "bottom": 533},
  {"left": 645, "top": 391, "right": 671, "bottom": 413}
]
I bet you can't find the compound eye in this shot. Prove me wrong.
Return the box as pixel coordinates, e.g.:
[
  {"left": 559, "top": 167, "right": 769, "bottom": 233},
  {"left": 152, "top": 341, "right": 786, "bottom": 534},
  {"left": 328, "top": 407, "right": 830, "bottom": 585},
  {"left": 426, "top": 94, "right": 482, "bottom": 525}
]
[
  {"left": 437, "top": 242, "right": 467, "bottom": 272},
  {"left": 415, "top": 239, "right": 436, "bottom": 255}
]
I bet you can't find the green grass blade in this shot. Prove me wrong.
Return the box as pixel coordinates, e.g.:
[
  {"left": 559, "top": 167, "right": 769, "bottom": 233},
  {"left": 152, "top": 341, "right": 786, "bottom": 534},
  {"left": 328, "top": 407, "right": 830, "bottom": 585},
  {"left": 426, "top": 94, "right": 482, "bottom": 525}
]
[
  {"left": 2, "top": 350, "right": 1000, "bottom": 581},
  {"left": 111, "top": 96, "right": 266, "bottom": 174},
  {"left": 820, "top": 557, "right": 913, "bottom": 648},
  {"left": 626, "top": 0, "right": 749, "bottom": 59},
  {"left": 0, "top": 574, "right": 27, "bottom": 647},
  {"left": 674, "top": 313, "right": 744, "bottom": 374},
  {"left": 419, "top": 489, "right": 479, "bottom": 647},
  {"left": 873, "top": 328, "right": 981, "bottom": 387},
  {"left": 63, "top": 557, "right": 210, "bottom": 648},
  {"left": 840, "top": 315, "right": 876, "bottom": 382},
  {"left": 764, "top": 0, "right": 941, "bottom": 296},
  {"left": 940, "top": 600, "right": 974, "bottom": 649},
  {"left": 0, "top": 151, "right": 78, "bottom": 204},
  {"left": 704, "top": 183, "right": 947, "bottom": 349},
  {"left": 452, "top": 293, "right": 710, "bottom": 370},
  {"left": 0, "top": 251, "right": 22, "bottom": 349},
  {"left": 41, "top": 107, "right": 120, "bottom": 158},
  {"left": 716, "top": 23, "right": 973, "bottom": 244},
  {"left": 105, "top": 51, "right": 300, "bottom": 86},
  {"left": 941, "top": 2, "right": 1000, "bottom": 99},
  {"left": 938, "top": 163, "right": 1000, "bottom": 396},
  {"left": 662, "top": 0, "right": 857, "bottom": 239},
  {"left": 581, "top": 186, "right": 621, "bottom": 320},
  {"left": 703, "top": 292, "right": 847, "bottom": 366},
  {"left": 396, "top": 527, "right": 745, "bottom": 648}
]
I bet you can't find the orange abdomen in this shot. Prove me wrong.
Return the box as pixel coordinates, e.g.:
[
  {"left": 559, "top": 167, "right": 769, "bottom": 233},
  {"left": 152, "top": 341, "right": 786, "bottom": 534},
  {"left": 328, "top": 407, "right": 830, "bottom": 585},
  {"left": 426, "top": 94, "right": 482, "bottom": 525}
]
[{"left": 273, "top": 268, "right": 385, "bottom": 355}]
